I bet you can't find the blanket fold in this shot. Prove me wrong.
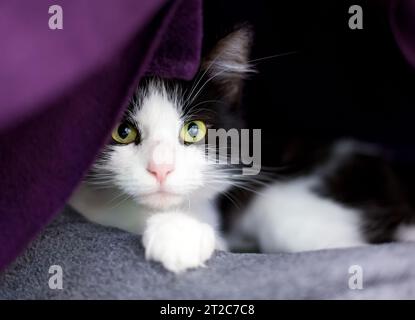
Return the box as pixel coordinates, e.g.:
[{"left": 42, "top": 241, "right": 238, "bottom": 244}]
[{"left": 0, "top": 0, "right": 202, "bottom": 271}]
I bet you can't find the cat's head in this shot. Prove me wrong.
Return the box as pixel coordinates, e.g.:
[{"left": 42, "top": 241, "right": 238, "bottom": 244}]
[{"left": 89, "top": 27, "right": 254, "bottom": 210}]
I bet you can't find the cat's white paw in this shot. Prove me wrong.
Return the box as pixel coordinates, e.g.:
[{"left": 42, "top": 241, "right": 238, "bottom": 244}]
[{"left": 142, "top": 211, "right": 216, "bottom": 273}]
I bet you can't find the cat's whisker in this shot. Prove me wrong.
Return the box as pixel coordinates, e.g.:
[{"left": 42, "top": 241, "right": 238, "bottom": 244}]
[
  {"left": 222, "top": 190, "right": 242, "bottom": 210},
  {"left": 106, "top": 193, "right": 133, "bottom": 211},
  {"left": 204, "top": 184, "right": 242, "bottom": 210},
  {"left": 182, "top": 51, "right": 226, "bottom": 109},
  {"left": 207, "top": 178, "right": 270, "bottom": 198},
  {"left": 183, "top": 106, "right": 219, "bottom": 120},
  {"left": 183, "top": 50, "right": 298, "bottom": 115},
  {"left": 185, "top": 68, "right": 230, "bottom": 109},
  {"left": 247, "top": 51, "right": 298, "bottom": 64}
]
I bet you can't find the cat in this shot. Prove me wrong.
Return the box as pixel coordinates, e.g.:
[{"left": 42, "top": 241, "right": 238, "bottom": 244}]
[
  {"left": 69, "top": 26, "right": 254, "bottom": 273},
  {"left": 70, "top": 25, "right": 415, "bottom": 273}
]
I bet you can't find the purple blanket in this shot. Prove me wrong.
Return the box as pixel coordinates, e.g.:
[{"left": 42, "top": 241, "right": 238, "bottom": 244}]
[{"left": 0, "top": 0, "right": 201, "bottom": 271}]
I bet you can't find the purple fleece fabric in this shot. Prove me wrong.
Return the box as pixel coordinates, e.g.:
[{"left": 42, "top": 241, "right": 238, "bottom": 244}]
[{"left": 0, "top": 0, "right": 202, "bottom": 271}]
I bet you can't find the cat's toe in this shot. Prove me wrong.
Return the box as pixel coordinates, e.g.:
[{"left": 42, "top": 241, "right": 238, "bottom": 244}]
[{"left": 142, "top": 212, "right": 216, "bottom": 273}]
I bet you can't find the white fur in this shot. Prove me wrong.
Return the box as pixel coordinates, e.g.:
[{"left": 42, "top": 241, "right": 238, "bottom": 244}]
[
  {"left": 143, "top": 212, "right": 216, "bottom": 273},
  {"left": 69, "top": 81, "right": 225, "bottom": 273},
  {"left": 395, "top": 225, "right": 415, "bottom": 242},
  {"left": 231, "top": 140, "right": 378, "bottom": 253},
  {"left": 235, "top": 177, "right": 366, "bottom": 253}
]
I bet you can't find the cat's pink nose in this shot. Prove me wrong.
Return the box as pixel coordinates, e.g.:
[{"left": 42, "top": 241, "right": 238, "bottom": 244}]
[{"left": 147, "top": 161, "right": 174, "bottom": 183}]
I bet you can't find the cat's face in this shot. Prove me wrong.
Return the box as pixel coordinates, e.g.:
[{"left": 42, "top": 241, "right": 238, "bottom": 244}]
[{"left": 89, "top": 27, "right": 253, "bottom": 210}]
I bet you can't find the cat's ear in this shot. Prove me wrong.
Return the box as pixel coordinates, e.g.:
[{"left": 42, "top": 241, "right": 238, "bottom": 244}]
[{"left": 202, "top": 25, "right": 254, "bottom": 104}]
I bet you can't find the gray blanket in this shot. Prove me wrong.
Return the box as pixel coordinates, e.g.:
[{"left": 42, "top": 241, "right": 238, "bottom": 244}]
[{"left": 1, "top": 207, "right": 415, "bottom": 299}]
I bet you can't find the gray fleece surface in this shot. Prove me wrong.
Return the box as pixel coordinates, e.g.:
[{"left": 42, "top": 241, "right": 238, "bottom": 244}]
[{"left": 1, "top": 207, "right": 415, "bottom": 299}]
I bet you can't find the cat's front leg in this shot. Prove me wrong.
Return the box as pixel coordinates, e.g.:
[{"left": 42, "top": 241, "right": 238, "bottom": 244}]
[{"left": 142, "top": 211, "right": 216, "bottom": 273}]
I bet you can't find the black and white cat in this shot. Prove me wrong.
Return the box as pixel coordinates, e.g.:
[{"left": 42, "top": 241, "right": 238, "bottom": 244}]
[{"left": 69, "top": 26, "right": 415, "bottom": 273}]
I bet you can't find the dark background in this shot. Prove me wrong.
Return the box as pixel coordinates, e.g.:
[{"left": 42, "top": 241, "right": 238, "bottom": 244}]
[{"left": 203, "top": 0, "right": 415, "bottom": 168}]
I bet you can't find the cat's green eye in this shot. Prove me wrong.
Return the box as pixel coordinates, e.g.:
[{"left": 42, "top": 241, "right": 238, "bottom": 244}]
[
  {"left": 180, "top": 120, "right": 207, "bottom": 144},
  {"left": 112, "top": 122, "right": 138, "bottom": 144}
]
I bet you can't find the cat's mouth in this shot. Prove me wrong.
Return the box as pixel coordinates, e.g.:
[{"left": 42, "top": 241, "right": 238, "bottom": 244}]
[
  {"left": 147, "top": 190, "right": 179, "bottom": 197},
  {"left": 138, "top": 190, "right": 184, "bottom": 209}
]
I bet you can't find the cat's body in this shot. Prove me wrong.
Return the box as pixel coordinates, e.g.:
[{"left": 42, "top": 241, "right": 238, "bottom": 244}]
[
  {"left": 70, "top": 26, "right": 415, "bottom": 273},
  {"left": 228, "top": 140, "right": 415, "bottom": 253}
]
